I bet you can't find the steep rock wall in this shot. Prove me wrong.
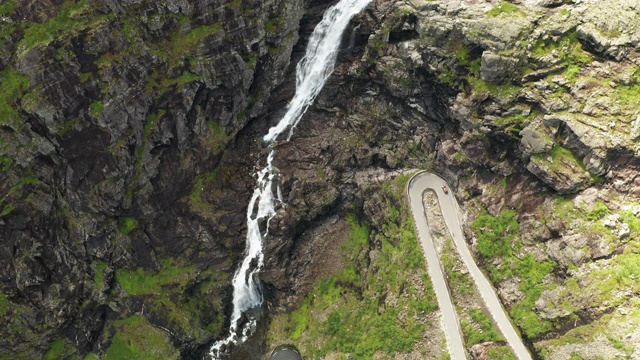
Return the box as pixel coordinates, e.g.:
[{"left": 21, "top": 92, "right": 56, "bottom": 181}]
[{"left": 0, "top": 0, "right": 307, "bottom": 357}]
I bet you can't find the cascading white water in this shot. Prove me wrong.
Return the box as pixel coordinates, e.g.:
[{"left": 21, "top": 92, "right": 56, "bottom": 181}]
[{"left": 209, "top": 0, "right": 372, "bottom": 357}]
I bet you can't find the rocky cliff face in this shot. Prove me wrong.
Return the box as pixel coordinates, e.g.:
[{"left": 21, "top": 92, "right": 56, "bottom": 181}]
[
  {"left": 2, "top": 0, "right": 640, "bottom": 359},
  {"left": 0, "top": 0, "right": 308, "bottom": 357}
]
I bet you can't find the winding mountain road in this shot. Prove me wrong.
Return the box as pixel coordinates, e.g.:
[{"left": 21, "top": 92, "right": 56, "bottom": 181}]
[{"left": 407, "top": 172, "right": 532, "bottom": 360}]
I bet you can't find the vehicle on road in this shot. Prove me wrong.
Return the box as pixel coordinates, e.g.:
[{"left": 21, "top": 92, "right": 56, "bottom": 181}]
[{"left": 442, "top": 184, "right": 448, "bottom": 194}]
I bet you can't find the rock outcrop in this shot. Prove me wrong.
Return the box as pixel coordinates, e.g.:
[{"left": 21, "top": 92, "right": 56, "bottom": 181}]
[{"left": 0, "top": 0, "right": 307, "bottom": 357}]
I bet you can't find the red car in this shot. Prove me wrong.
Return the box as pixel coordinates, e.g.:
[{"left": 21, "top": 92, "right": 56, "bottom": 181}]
[{"left": 442, "top": 185, "right": 449, "bottom": 194}]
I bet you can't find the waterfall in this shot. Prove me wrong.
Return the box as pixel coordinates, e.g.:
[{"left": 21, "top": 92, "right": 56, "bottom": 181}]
[{"left": 209, "top": 0, "right": 372, "bottom": 357}]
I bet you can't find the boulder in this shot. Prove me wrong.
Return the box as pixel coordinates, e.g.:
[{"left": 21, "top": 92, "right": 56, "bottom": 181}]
[
  {"left": 480, "top": 52, "right": 520, "bottom": 84},
  {"left": 526, "top": 151, "right": 592, "bottom": 194},
  {"left": 520, "top": 123, "right": 555, "bottom": 156}
]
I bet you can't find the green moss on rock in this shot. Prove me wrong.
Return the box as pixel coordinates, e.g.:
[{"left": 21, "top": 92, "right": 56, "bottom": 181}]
[{"left": 103, "top": 315, "right": 179, "bottom": 360}]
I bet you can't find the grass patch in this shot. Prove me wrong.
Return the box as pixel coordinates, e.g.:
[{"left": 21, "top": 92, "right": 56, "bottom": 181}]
[
  {"left": 472, "top": 210, "right": 557, "bottom": 338},
  {"left": 462, "top": 308, "right": 502, "bottom": 346},
  {"left": 531, "top": 31, "right": 592, "bottom": 65},
  {"left": 0, "top": 67, "right": 30, "bottom": 126},
  {"left": 118, "top": 217, "right": 138, "bottom": 235},
  {"left": 93, "top": 261, "right": 108, "bottom": 289},
  {"left": 612, "top": 82, "right": 640, "bottom": 109},
  {"left": 0, "top": 292, "right": 8, "bottom": 317},
  {"left": 17, "top": 0, "right": 91, "bottom": 56},
  {"left": 564, "top": 64, "right": 581, "bottom": 83},
  {"left": 112, "top": 260, "right": 227, "bottom": 341},
  {"left": 89, "top": 101, "right": 104, "bottom": 117},
  {"left": 181, "top": 22, "right": 223, "bottom": 48},
  {"left": 466, "top": 75, "right": 520, "bottom": 98},
  {"left": 204, "top": 120, "right": 231, "bottom": 153},
  {"left": 532, "top": 144, "right": 587, "bottom": 173},
  {"left": 486, "top": 2, "right": 520, "bottom": 17},
  {"left": 587, "top": 201, "right": 610, "bottom": 221},
  {"left": 473, "top": 209, "right": 520, "bottom": 264},
  {"left": 488, "top": 345, "right": 517, "bottom": 360},
  {"left": 126, "top": 109, "right": 166, "bottom": 200},
  {"left": 510, "top": 254, "right": 556, "bottom": 338},
  {"left": 0, "top": 204, "right": 14, "bottom": 218},
  {"left": 44, "top": 338, "right": 76, "bottom": 360},
  {"left": 115, "top": 259, "right": 197, "bottom": 296},
  {"left": 103, "top": 315, "right": 179, "bottom": 360},
  {"left": 0, "top": 1, "right": 18, "bottom": 14},
  {"left": 161, "top": 71, "right": 203, "bottom": 89},
  {"left": 189, "top": 168, "right": 221, "bottom": 216}
]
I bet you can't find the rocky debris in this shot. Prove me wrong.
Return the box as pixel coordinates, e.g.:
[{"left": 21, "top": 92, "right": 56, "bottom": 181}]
[
  {"left": 587, "top": 232, "right": 615, "bottom": 260},
  {"left": 546, "top": 234, "right": 590, "bottom": 268},
  {"left": 520, "top": 217, "right": 554, "bottom": 244},
  {"left": 498, "top": 277, "right": 524, "bottom": 305},
  {"left": 603, "top": 214, "right": 620, "bottom": 228},
  {"left": 535, "top": 286, "right": 573, "bottom": 320},
  {"left": 470, "top": 341, "right": 495, "bottom": 360}
]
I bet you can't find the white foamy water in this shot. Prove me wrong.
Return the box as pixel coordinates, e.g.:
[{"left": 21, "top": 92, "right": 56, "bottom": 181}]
[{"left": 209, "top": 0, "right": 372, "bottom": 357}]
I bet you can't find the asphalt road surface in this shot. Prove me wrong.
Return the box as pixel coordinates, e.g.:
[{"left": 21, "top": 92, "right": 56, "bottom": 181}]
[
  {"left": 407, "top": 171, "right": 532, "bottom": 360},
  {"left": 270, "top": 346, "right": 303, "bottom": 360}
]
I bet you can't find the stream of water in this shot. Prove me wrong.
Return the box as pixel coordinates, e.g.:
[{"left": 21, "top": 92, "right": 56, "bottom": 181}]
[{"left": 210, "top": 0, "right": 372, "bottom": 357}]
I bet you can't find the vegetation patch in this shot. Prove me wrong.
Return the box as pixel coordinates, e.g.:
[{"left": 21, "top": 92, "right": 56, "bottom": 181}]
[
  {"left": 204, "top": 120, "right": 231, "bottom": 154},
  {"left": 118, "top": 217, "right": 138, "bottom": 235},
  {"left": 486, "top": 2, "right": 521, "bottom": 17},
  {"left": 488, "top": 345, "right": 517, "bottom": 360},
  {"left": 466, "top": 73, "right": 520, "bottom": 99},
  {"left": 587, "top": 201, "right": 610, "bottom": 221},
  {"left": 115, "top": 259, "right": 196, "bottom": 296},
  {"left": 162, "top": 71, "right": 203, "bottom": 88},
  {"left": 612, "top": 81, "right": 640, "bottom": 109},
  {"left": 472, "top": 210, "right": 557, "bottom": 338},
  {"left": 537, "top": 306, "right": 640, "bottom": 358},
  {"left": 189, "top": 167, "right": 221, "bottom": 216},
  {"left": 462, "top": 308, "right": 502, "bottom": 346},
  {"left": 89, "top": 101, "right": 104, "bottom": 117},
  {"left": 0, "top": 292, "right": 8, "bottom": 317},
  {"left": 103, "top": 315, "right": 179, "bottom": 360},
  {"left": 532, "top": 144, "right": 587, "bottom": 174},
  {"left": 44, "top": 338, "right": 76, "bottom": 360},
  {"left": 0, "top": 67, "right": 30, "bottom": 127},
  {"left": 17, "top": 0, "right": 91, "bottom": 56},
  {"left": 114, "top": 257, "right": 226, "bottom": 341},
  {"left": 530, "top": 31, "right": 592, "bottom": 65},
  {"left": 93, "top": 261, "right": 108, "bottom": 290}
]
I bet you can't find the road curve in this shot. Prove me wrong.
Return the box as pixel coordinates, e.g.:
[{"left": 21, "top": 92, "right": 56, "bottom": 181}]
[
  {"left": 270, "top": 345, "right": 303, "bottom": 360},
  {"left": 407, "top": 172, "right": 532, "bottom": 360}
]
